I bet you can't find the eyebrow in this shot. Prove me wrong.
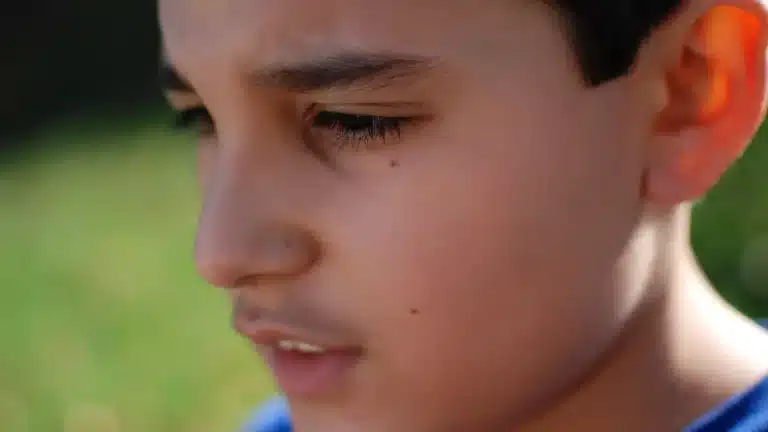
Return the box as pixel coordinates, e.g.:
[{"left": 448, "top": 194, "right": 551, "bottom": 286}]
[{"left": 159, "top": 52, "right": 437, "bottom": 94}]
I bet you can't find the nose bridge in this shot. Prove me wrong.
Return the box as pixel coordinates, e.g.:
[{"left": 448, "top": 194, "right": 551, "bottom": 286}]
[{"left": 195, "top": 141, "right": 320, "bottom": 288}]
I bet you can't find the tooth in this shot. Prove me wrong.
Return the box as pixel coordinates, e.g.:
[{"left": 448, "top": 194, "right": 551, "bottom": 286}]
[
  {"left": 276, "top": 340, "right": 326, "bottom": 353},
  {"left": 296, "top": 342, "right": 325, "bottom": 353},
  {"left": 278, "top": 340, "right": 296, "bottom": 350}
]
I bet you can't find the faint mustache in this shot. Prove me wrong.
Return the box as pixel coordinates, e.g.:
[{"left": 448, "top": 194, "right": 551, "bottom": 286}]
[{"left": 231, "top": 292, "right": 353, "bottom": 339}]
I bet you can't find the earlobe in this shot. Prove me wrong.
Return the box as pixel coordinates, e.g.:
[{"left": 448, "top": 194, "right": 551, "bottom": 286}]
[{"left": 644, "top": 1, "right": 768, "bottom": 206}]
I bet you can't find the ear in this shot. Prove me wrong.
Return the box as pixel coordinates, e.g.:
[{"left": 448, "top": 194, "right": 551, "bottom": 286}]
[{"left": 644, "top": 0, "right": 768, "bottom": 206}]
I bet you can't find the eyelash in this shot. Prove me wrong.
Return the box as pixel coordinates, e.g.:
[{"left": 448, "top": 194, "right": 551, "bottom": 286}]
[
  {"left": 311, "top": 111, "right": 407, "bottom": 150},
  {"left": 173, "top": 107, "right": 215, "bottom": 135},
  {"left": 172, "top": 107, "right": 409, "bottom": 150}
]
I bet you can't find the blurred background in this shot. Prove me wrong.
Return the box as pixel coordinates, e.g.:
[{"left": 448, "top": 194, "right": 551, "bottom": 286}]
[
  {"left": 1, "top": 2, "right": 767, "bottom": 432},
  {"left": 1, "top": 3, "right": 274, "bottom": 432}
]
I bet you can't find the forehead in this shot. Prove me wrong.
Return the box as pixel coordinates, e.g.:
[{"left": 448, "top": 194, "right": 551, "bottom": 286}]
[{"left": 159, "top": 0, "right": 544, "bottom": 67}]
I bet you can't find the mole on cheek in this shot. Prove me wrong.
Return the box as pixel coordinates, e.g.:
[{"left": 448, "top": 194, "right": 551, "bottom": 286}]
[
  {"left": 389, "top": 159, "right": 400, "bottom": 168},
  {"left": 410, "top": 308, "right": 420, "bottom": 315}
]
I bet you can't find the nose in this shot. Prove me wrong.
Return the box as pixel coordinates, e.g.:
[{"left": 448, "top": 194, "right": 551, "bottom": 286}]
[{"left": 194, "top": 153, "right": 321, "bottom": 289}]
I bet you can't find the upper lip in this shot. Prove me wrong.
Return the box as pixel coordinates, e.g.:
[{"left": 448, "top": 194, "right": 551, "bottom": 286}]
[
  {"left": 231, "top": 292, "right": 363, "bottom": 352},
  {"left": 233, "top": 312, "right": 360, "bottom": 352}
]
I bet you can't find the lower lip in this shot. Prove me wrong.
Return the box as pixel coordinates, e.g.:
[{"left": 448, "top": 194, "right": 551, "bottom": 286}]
[{"left": 264, "top": 347, "right": 361, "bottom": 398}]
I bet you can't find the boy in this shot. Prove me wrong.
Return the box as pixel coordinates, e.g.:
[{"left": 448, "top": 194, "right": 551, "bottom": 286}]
[{"left": 158, "top": 0, "right": 768, "bottom": 430}]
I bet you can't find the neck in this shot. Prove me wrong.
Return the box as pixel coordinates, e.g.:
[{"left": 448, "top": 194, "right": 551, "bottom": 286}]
[{"left": 517, "top": 206, "right": 768, "bottom": 432}]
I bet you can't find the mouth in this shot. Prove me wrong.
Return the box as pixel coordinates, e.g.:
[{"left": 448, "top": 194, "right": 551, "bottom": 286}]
[{"left": 234, "top": 317, "right": 364, "bottom": 398}]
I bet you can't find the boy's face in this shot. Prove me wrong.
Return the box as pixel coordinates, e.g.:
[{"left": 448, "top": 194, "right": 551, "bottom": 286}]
[{"left": 160, "top": 0, "right": 657, "bottom": 430}]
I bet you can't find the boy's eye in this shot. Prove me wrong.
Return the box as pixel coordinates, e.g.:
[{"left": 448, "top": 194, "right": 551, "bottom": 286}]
[
  {"left": 171, "top": 106, "right": 414, "bottom": 152},
  {"left": 172, "top": 106, "right": 215, "bottom": 137},
  {"left": 310, "top": 111, "right": 410, "bottom": 151}
]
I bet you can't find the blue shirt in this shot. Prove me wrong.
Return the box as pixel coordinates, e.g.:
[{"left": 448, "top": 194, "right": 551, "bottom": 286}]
[
  {"left": 244, "top": 378, "right": 768, "bottom": 432},
  {"left": 242, "top": 396, "right": 292, "bottom": 432},
  {"left": 684, "top": 375, "right": 768, "bottom": 432},
  {"left": 244, "top": 320, "right": 768, "bottom": 432}
]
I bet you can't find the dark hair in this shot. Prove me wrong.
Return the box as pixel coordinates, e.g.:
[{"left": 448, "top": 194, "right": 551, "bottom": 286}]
[{"left": 552, "top": 0, "right": 685, "bottom": 85}]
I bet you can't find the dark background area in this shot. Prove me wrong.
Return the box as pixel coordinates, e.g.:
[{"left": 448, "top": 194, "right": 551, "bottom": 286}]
[{"left": 1, "top": 1, "right": 160, "bottom": 141}]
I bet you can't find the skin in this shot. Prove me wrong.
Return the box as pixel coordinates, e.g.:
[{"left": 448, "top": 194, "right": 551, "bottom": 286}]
[{"left": 159, "top": 0, "right": 768, "bottom": 430}]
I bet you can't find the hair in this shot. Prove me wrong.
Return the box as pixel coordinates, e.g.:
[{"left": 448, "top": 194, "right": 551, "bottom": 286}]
[{"left": 551, "top": 0, "right": 685, "bottom": 86}]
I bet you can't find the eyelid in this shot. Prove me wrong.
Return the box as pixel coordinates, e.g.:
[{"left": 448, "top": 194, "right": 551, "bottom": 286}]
[
  {"left": 304, "top": 102, "right": 431, "bottom": 121},
  {"left": 164, "top": 89, "right": 202, "bottom": 110}
]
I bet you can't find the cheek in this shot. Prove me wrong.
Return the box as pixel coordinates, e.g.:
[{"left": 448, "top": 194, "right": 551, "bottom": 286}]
[
  {"left": 328, "top": 94, "right": 644, "bottom": 418},
  {"left": 341, "top": 94, "right": 642, "bottom": 330}
]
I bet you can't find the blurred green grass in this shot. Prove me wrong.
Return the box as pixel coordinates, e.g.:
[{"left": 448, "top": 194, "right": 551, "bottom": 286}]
[
  {"left": 0, "top": 108, "right": 275, "bottom": 432},
  {"left": 0, "top": 107, "right": 766, "bottom": 431}
]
